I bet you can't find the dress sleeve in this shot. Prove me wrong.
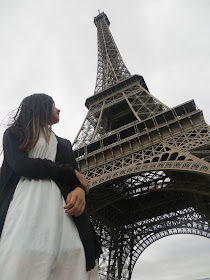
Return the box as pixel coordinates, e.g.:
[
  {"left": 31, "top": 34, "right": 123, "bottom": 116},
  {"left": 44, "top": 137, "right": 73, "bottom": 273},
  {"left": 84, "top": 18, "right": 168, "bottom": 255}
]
[{"left": 3, "top": 128, "right": 77, "bottom": 184}]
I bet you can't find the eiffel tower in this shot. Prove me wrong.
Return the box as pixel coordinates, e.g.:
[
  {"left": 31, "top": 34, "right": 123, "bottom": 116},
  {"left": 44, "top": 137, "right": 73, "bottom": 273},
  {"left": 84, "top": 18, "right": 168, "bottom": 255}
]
[{"left": 73, "top": 12, "right": 210, "bottom": 280}]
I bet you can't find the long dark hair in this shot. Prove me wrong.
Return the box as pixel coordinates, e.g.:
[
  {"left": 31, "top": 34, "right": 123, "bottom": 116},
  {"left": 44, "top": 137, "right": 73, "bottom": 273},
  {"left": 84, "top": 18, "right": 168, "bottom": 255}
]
[{"left": 10, "top": 93, "right": 54, "bottom": 150}]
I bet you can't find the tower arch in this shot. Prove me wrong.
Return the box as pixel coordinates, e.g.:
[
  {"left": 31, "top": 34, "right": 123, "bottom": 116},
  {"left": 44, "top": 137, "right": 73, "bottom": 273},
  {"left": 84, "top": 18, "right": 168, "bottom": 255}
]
[{"left": 123, "top": 227, "right": 210, "bottom": 280}]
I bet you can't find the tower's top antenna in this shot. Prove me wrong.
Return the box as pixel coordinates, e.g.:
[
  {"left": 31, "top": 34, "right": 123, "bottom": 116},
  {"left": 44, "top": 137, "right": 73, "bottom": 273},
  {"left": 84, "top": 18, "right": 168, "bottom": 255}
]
[
  {"left": 94, "top": 11, "right": 110, "bottom": 27},
  {"left": 94, "top": 12, "right": 131, "bottom": 94}
]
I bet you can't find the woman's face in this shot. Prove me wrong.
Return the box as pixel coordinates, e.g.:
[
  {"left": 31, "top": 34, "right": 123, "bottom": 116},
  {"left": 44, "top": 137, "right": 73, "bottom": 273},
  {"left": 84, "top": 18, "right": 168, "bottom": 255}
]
[{"left": 51, "top": 103, "right": 60, "bottom": 124}]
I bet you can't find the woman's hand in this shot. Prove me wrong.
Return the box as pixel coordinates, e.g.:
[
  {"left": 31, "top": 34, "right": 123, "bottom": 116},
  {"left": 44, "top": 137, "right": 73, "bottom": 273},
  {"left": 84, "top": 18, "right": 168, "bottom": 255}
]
[
  {"left": 64, "top": 187, "right": 86, "bottom": 217},
  {"left": 75, "top": 170, "right": 89, "bottom": 194}
]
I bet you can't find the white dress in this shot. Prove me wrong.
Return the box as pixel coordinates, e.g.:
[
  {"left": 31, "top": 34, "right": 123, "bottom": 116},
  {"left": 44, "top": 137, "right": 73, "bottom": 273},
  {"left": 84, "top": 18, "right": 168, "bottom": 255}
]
[{"left": 0, "top": 131, "right": 99, "bottom": 280}]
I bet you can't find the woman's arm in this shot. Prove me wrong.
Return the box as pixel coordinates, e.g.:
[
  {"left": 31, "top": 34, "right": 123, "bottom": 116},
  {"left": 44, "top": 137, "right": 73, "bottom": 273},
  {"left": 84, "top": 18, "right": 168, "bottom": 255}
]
[
  {"left": 66, "top": 140, "right": 89, "bottom": 194},
  {"left": 75, "top": 170, "right": 89, "bottom": 194},
  {"left": 3, "top": 128, "right": 76, "bottom": 184}
]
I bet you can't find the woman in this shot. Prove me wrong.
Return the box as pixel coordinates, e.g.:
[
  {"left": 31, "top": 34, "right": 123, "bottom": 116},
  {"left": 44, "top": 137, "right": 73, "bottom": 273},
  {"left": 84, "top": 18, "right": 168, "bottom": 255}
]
[{"left": 0, "top": 93, "right": 102, "bottom": 279}]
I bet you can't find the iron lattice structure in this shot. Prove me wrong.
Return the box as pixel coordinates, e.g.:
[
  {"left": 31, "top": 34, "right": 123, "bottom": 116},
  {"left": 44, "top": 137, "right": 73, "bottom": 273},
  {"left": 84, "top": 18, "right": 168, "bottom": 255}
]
[{"left": 73, "top": 12, "right": 210, "bottom": 280}]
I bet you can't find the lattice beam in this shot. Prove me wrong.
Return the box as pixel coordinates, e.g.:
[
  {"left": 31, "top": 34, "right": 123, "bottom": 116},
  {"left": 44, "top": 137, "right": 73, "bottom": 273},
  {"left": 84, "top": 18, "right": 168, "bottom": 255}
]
[
  {"left": 94, "top": 12, "right": 131, "bottom": 94},
  {"left": 87, "top": 172, "right": 210, "bottom": 279}
]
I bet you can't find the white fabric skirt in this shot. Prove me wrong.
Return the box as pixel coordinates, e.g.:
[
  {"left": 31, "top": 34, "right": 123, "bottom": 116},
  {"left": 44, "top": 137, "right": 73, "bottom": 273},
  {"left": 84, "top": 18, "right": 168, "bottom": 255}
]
[
  {"left": 0, "top": 178, "right": 98, "bottom": 280},
  {"left": 0, "top": 131, "right": 99, "bottom": 280}
]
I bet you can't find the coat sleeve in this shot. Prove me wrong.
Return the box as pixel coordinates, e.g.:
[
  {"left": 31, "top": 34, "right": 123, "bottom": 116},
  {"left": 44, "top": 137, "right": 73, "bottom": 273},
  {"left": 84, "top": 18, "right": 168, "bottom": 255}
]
[
  {"left": 67, "top": 140, "right": 87, "bottom": 193},
  {"left": 67, "top": 141, "right": 79, "bottom": 170},
  {"left": 3, "top": 128, "right": 77, "bottom": 184},
  {"left": 56, "top": 137, "right": 86, "bottom": 194}
]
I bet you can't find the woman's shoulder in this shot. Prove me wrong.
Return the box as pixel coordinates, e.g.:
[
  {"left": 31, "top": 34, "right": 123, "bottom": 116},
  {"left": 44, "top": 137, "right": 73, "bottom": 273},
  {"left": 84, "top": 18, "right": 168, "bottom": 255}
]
[
  {"left": 54, "top": 134, "right": 72, "bottom": 147},
  {"left": 3, "top": 126, "right": 12, "bottom": 136},
  {"left": 3, "top": 127, "right": 16, "bottom": 140},
  {"left": 3, "top": 127, "right": 23, "bottom": 150},
  {"left": 3, "top": 126, "right": 20, "bottom": 140}
]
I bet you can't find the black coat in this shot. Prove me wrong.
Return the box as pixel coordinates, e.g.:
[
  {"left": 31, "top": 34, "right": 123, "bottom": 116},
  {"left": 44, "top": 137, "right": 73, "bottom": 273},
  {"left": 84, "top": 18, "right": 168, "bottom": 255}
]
[{"left": 0, "top": 128, "right": 102, "bottom": 271}]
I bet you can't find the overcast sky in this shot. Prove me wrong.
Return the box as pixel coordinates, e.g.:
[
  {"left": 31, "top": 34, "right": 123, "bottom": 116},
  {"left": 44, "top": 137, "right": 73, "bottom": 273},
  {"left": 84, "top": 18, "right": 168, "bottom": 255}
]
[{"left": 0, "top": 0, "right": 210, "bottom": 279}]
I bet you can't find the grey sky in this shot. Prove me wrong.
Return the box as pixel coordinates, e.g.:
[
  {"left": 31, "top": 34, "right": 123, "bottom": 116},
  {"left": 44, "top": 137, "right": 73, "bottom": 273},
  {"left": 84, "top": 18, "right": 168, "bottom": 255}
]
[
  {"left": 0, "top": 0, "right": 210, "bottom": 279},
  {"left": 132, "top": 235, "right": 210, "bottom": 280}
]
